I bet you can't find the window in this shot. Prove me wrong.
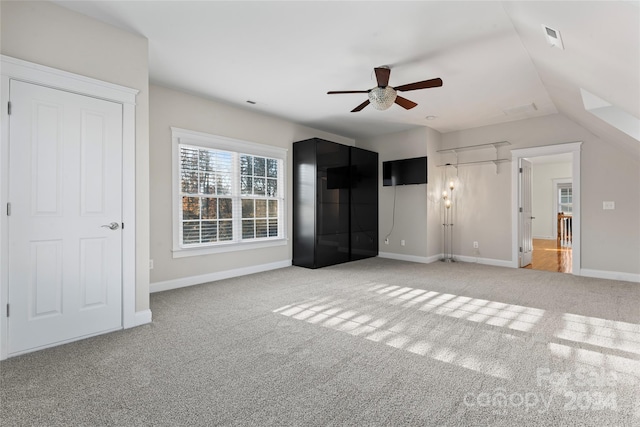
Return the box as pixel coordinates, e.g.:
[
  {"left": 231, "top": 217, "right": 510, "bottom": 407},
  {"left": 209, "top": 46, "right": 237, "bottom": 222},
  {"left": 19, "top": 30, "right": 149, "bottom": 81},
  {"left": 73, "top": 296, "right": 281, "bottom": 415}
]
[
  {"left": 172, "top": 128, "right": 286, "bottom": 257},
  {"left": 240, "top": 155, "right": 280, "bottom": 239},
  {"left": 558, "top": 184, "right": 572, "bottom": 214},
  {"left": 180, "top": 146, "right": 234, "bottom": 245}
]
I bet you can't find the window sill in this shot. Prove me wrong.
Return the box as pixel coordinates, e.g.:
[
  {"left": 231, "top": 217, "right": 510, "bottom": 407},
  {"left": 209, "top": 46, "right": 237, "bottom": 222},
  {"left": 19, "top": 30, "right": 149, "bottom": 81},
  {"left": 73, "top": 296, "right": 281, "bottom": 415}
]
[{"left": 172, "top": 238, "right": 287, "bottom": 258}]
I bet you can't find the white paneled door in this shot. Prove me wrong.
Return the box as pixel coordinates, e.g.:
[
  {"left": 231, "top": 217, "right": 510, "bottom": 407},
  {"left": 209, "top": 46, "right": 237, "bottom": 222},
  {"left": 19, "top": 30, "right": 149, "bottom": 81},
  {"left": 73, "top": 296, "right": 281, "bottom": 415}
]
[
  {"left": 519, "top": 158, "right": 533, "bottom": 267},
  {"left": 8, "top": 80, "right": 123, "bottom": 355}
]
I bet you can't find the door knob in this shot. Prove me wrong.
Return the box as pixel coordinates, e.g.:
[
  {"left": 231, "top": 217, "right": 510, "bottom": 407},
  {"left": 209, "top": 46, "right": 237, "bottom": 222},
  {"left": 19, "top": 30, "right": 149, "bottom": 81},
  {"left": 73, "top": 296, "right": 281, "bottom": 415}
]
[
  {"left": 101, "top": 222, "right": 120, "bottom": 230},
  {"left": 531, "top": 216, "right": 536, "bottom": 219}
]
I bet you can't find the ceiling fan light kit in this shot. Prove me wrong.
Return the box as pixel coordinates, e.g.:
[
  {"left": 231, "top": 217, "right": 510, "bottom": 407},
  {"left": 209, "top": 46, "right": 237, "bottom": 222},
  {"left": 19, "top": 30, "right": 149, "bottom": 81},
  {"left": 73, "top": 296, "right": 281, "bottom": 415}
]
[
  {"left": 368, "top": 86, "right": 397, "bottom": 110},
  {"left": 328, "top": 66, "right": 442, "bottom": 113}
]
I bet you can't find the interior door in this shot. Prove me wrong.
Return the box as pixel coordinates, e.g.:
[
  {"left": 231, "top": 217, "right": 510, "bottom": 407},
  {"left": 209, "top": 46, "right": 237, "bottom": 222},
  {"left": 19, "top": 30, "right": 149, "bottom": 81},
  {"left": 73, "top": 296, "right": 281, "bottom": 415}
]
[
  {"left": 519, "top": 158, "right": 533, "bottom": 267},
  {"left": 8, "top": 80, "right": 123, "bottom": 355}
]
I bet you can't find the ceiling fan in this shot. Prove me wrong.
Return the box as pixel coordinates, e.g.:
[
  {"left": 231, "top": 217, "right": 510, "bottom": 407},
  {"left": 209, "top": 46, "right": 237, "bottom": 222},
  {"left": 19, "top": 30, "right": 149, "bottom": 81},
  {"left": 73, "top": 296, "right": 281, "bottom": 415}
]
[{"left": 327, "top": 66, "right": 443, "bottom": 112}]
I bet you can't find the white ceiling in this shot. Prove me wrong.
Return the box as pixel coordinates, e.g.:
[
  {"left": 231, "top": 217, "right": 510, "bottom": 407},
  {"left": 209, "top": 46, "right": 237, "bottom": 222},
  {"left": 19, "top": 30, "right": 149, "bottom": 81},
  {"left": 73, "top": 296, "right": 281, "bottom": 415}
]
[{"left": 55, "top": 1, "right": 639, "bottom": 151}]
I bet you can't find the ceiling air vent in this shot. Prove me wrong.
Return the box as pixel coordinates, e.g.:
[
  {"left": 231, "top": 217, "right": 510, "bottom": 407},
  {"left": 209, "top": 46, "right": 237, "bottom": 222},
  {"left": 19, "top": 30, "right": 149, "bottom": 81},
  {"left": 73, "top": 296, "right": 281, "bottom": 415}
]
[
  {"left": 542, "top": 25, "right": 564, "bottom": 50},
  {"left": 503, "top": 103, "right": 538, "bottom": 116}
]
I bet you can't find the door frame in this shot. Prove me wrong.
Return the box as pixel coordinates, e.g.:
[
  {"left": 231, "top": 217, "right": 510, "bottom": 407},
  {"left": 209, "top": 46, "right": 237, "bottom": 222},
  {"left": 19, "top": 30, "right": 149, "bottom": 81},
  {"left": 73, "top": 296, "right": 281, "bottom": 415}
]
[
  {"left": 511, "top": 142, "right": 582, "bottom": 275},
  {"left": 518, "top": 158, "right": 533, "bottom": 267},
  {"left": 0, "top": 55, "right": 138, "bottom": 359}
]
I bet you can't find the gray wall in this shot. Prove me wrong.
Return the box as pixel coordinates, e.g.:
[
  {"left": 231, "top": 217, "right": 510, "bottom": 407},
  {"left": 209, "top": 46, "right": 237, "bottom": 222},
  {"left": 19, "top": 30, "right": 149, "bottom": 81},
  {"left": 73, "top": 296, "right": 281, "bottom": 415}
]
[
  {"left": 447, "top": 161, "right": 513, "bottom": 262},
  {"left": 360, "top": 114, "right": 639, "bottom": 277},
  {"left": 356, "top": 127, "right": 442, "bottom": 260},
  {"left": 1, "top": 0, "right": 151, "bottom": 311},
  {"left": 442, "top": 113, "right": 640, "bottom": 275},
  {"left": 149, "top": 84, "right": 354, "bottom": 285}
]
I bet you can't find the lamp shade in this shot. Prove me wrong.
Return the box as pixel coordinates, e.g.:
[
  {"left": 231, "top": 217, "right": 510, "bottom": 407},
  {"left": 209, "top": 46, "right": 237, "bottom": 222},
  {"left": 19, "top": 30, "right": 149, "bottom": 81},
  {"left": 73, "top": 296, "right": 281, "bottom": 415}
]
[{"left": 368, "top": 86, "right": 397, "bottom": 110}]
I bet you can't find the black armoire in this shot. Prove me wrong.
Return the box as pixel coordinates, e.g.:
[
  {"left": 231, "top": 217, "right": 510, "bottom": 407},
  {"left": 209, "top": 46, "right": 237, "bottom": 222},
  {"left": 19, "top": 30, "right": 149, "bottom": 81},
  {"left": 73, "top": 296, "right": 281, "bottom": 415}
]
[{"left": 293, "top": 138, "right": 378, "bottom": 268}]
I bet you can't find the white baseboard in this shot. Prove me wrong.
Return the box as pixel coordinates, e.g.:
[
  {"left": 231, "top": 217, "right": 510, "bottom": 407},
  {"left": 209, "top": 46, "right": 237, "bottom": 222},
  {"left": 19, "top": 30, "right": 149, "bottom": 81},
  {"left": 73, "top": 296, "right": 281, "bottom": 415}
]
[
  {"left": 533, "top": 236, "right": 556, "bottom": 240},
  {"left": 131, "top": 309, "right": 152, "bottom": 327},
  {"left": 580, "top": 268, "right": 640, "bottom": 283},
  {"left": 150, "top": 260, "right": 292, "bottom": 293},
  {"left": 452, "top": 255, "right": 514, "bottom": 268},
  {"left": 378, "top": 252, "right": 440, "bottom": 264},
  {"left": 378, "top": 252, "right": 513, "bottom": 268}
]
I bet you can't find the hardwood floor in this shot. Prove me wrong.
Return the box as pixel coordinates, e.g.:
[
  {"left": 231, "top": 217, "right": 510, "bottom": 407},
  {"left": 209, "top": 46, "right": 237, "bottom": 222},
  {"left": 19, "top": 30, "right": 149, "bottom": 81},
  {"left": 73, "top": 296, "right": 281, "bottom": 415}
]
[{"left": 523, "top": 238, "right": 572, "bottom": 273}]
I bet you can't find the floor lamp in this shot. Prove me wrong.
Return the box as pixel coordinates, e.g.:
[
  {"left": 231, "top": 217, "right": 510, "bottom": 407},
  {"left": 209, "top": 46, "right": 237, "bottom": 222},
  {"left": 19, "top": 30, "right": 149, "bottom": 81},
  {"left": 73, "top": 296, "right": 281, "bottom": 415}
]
[{"left": 441, "top": 179, "right": 455, "bottom": 262}]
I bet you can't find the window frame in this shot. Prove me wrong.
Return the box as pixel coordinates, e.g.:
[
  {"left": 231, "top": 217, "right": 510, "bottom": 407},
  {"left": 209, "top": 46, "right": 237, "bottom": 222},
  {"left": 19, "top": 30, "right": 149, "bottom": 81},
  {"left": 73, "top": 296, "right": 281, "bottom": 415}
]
[
  {"left": 171, "top": 127, "right": 287, "bottom": 258},
  {"left": 558, "top": 183, "right": 573, "bottom": 214}
]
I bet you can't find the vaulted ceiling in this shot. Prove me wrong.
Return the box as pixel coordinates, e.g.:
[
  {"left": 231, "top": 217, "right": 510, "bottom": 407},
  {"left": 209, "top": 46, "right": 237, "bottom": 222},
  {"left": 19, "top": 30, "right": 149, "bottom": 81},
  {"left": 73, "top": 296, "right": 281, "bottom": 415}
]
[{"left": 55, "top": 1, "right": 639, "bottom": 156}]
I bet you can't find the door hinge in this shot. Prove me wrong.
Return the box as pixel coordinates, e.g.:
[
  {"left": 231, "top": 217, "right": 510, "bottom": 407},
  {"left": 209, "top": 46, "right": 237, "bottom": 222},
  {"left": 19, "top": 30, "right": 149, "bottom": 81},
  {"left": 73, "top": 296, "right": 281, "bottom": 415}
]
[
  {"left": 6, "top": 304, "right": 9, "bottom": 317},
  {"left": 121, "top": 223, "right": 124, "bottom": 230},
  {"left": 519, "top": 246, "right": 523, "bottom": 253},
  {"left": 519, "top": 167, "right": 523, "bottom": 173},
  {"left": 6, "top": 202, "right": 11, "bottom": 216},
  {"left": 519, "top": 207, "right": 523, "bottom": 213},
  {"left": 7, "top": 101, "right": 11, "bottom": 115}
]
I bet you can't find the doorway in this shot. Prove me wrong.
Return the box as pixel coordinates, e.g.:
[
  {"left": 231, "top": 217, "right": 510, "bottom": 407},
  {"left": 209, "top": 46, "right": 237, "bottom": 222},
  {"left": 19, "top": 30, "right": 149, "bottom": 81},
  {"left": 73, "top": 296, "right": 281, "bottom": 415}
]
[
  {"left": 511, "top": 143, "right": 582, "bottom": 275},
  {"left": 524, "top": 156, "right": 573, "bottom": 273}
]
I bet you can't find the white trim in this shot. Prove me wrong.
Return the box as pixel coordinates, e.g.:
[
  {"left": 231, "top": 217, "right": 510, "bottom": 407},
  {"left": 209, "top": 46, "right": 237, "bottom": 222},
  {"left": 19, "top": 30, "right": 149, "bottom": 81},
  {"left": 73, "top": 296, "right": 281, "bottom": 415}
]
[
  {"left": 0, "top": 55, "right": 137, "bottom": 105},
  {"left": 533, "top": 236, "right": 556, "bottom": 240},
  {"left": 378, "top": 252, "right": 439, "bottom": 264},
  {"left": 511, "top": 142, "right": 582, "bottom": 275},
  {"left": 133, "top": 309, "right": 153, "bottom": 326},
  {"left": 454, "top": 255, "right": 514, "bottom": 268},
  {"left": 378, "top": 252, "right": 512, "bottom": 268},
  {"left": 0, "top": 71, "right": 9, "bottom": 360},
  {"left": 171, "top": 127, "right": 288, "bottom": 258},
  {"left": 172, "top": 238, "right": 287, "bottom": 258},
  {"left": 121, "top": 102, "right": 139, "bottom": 329},
  {"left": 171, "top": 127, "right": 287, "bottom": 158},
  {"left": 580, "top": 269, "right": 640, "bottom": 283},
  {"left": 150, "top": 260, "right": 292, "bottom": 293},
  {"left": 0, "top": 55, "right": 140, "bottom": 359}
]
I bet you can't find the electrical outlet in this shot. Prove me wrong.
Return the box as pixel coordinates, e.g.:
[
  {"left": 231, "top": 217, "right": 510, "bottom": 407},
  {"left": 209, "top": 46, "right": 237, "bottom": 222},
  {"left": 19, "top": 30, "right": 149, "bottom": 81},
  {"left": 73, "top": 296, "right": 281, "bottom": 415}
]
[
  {"left": 473, "top": 241, "right": 479, "bottom": 249},
  {"left": 149, "top": 259, "right": 154, "bottom": 270},
  {"left": 603, "top": 201, "right": 615, "bottom": 210},
  {"left": 401, "top": 240, "right": 406, "bottom": 246},
  {"left": 384, "top": 238, "right": 389, "bottom": 245}
]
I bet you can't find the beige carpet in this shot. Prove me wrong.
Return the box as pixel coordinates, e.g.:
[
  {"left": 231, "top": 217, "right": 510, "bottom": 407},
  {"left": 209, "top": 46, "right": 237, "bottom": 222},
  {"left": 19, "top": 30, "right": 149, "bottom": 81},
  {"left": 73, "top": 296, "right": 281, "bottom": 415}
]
[{"left": 2, "top": 258, "right": 639, "bottom": 426}]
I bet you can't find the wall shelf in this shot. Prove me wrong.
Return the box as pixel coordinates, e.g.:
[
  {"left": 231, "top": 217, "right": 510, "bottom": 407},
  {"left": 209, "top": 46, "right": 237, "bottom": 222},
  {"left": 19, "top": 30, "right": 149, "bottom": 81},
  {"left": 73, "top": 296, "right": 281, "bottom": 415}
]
[
  {"left": 437, "top": 158, "right": 511, "bottom": 168},
  {"left": 437, "top": 141, "right": 511, "bottom": 173},
  {"left": 437, "top": 140, "right": 511, "bottom": 154}
]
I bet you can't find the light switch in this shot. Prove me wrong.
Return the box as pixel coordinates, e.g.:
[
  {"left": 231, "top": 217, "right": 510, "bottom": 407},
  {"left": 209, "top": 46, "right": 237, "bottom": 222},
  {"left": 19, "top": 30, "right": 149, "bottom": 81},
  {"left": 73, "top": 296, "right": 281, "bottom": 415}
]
[{"left": 603, "top": 201, "right": 615, "bottom": 210}]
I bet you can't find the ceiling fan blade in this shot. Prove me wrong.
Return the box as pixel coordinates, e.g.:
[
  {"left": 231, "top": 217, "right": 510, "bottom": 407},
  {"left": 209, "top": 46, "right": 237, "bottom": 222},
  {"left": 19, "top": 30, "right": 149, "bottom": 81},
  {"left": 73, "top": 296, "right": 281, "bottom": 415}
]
[
  {"left": 395, "top": 96, "right": 418, "bottom": 110},
  {"left": 395, "top": 78, "right": 443, "bottom": 92},
  {"left": 374, "top": 67, "right": 391, "bottom": 87},
  {"left": 327, "top": 90, "right": 369, "bottom": 94},
  {"left": 351, "top": 100, "right": 370, "bottom": 112}
]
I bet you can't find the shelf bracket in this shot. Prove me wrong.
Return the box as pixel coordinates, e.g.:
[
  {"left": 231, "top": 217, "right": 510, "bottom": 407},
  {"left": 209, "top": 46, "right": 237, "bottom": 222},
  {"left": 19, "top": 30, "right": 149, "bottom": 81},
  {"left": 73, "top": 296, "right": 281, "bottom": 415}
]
[
  {"left": 492, "top": 143, "right": 500, "bottom": 158},
  {"left": 492, "top": 160, "right": 500, "bottom": 174},
  {"left": 442, "top": 162, "right": 459, "bottom": 170}
]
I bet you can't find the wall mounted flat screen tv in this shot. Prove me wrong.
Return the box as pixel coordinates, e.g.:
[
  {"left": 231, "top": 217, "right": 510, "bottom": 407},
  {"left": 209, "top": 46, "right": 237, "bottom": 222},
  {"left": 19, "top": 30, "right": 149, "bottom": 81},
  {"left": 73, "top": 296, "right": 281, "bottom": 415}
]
[{"left": 382, "top": 156, "right": 428, "bottom": 186}]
